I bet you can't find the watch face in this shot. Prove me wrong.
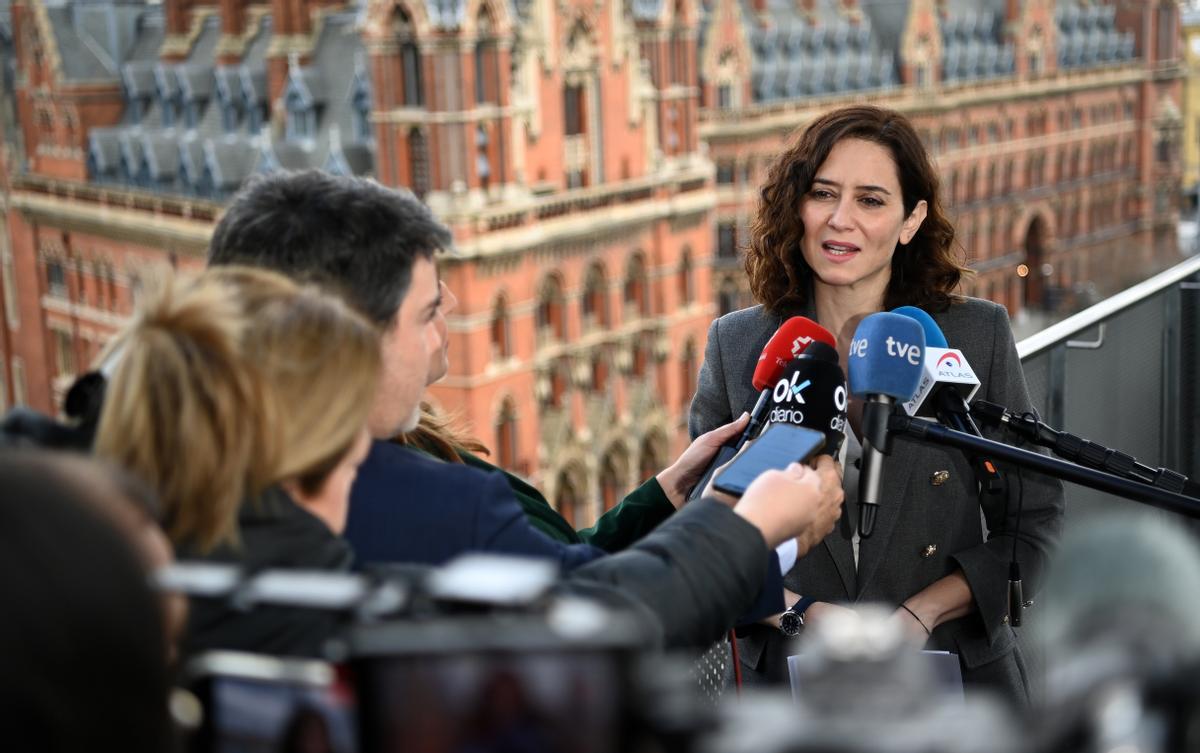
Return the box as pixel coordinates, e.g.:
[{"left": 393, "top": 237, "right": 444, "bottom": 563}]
[{"left": 780, "top": 610, "right": 802, "bottom": 637}]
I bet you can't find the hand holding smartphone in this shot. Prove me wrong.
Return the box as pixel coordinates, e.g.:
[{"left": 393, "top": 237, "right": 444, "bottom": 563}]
[{"left": 711, "top": 423, "right": 826, "bottom": 497}]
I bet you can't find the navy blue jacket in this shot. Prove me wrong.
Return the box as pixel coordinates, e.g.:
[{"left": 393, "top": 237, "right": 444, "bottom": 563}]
[
  {"left": 345, "top": 440, "right": 785, "bottom": 628},
  {"left": 346, "top": 441, "right": 608, "bottom": 569}
]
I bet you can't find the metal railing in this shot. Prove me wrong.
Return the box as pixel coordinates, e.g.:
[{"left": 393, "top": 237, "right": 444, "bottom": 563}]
[{"left": 1015, "top": 254, "right": 1200, "bottom": 523}]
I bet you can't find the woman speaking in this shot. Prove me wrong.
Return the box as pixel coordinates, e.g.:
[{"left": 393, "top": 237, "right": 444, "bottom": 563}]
[{"left": 688, "top": 105, "right": 1063, "bottom": 704}]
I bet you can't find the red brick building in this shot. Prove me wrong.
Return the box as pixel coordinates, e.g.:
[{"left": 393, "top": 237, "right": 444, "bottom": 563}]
[
  {"left": 0, "top": 0, "right": 1185, "bottom": 526},
  {"left": 702, "top": 0, "right": 1184, "bottom": 324}
]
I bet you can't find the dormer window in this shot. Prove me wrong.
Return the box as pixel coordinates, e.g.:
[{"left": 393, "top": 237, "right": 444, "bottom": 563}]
[
  {"left": 241, "top": 68, "right": 269, "bottom": 135},
  {"left": 247, "top": 101, "right": 267, "bottom": 134},
  {"left": 156, "top": 68, "right": 182, "bottom": 128},
  {"left": 183, "top": 100, "right": 203, "bottom": 129},
  {"left": 216, "top": 69, "right": 242, "bottom": 133},
  {"left": 221, "top": 99, "right": 242, "bottom": 132},
  {"left": 286, "top": 104, "right": 320, "bottom": 141},
  {"left": 283, "top": 67, "right": 325, "bottom": 142},
  {"left": 177, "top": 67, "right": 214, "bottom": 130},
  {"left": 352, "top": 70, "right": 373, "bottom": 141},
  {"left": 122, "top": 63, "right": 156, "bottom": 125}
]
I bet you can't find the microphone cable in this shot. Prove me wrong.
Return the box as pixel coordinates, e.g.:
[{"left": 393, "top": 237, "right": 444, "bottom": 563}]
[{"left": 1007, "top": 464, "right": 1026, "bottom": 628}]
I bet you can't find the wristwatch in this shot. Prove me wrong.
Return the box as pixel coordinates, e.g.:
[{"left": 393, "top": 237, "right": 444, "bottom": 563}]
[{"left": 779, "top": 596, "right": 818, "bottom": 637}]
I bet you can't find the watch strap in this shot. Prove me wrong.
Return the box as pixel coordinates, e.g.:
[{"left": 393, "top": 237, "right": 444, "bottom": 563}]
[{"left": 790, "top": 596, "right": 818, "bottom": 624}]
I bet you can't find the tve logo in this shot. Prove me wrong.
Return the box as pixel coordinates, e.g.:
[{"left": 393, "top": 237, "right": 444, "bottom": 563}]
[
  {"left": 849, "top": 337, "right": 869, "bottom": 358},
  {"left": 885, "top": 336, "right": 922, "bottom": 366},
  {"left": 772, "top": 371, "right": 811, "bottom": 404}
]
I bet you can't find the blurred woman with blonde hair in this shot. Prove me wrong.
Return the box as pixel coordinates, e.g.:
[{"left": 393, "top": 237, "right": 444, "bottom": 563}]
[{"left": 94, "top": 265, "right": 380, "bottom": 657}]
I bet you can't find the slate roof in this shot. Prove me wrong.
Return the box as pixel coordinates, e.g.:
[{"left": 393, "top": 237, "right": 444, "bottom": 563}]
[
  {"left": 938, "top": 2, "right": 1013, "bottom": 82},
  {"left": 270, "top": 12, "right": 374, "bottom": 178},
  {"left": 78, "top": 6, "right": 278, "bottom": 197},
  {"left": 1056, "top": 1, "right": 1135, "bottom": 69},
  {"left": 740, "top": 0, "right": 899, "bottom": 103},
  {"left": 75, "top": 0, "right": 374, "bottom": 198},
  {"left": 38, "top": 0, "right": 1150, "bottom": 201},
  {"left": 419, "top": 0, "right": 532, "bottom": 28},
  {"left": 729, "top": 0, "right": 1134, "bottom": 104},
  {"left": 42, "top": 0, "right": 161, "bottom": 82}
]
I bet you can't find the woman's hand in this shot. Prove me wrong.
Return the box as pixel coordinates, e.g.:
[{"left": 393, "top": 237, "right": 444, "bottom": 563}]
[
  {"left": 891, "top": 604, "right": 933, "bottom": 646},
  {"left": 802, "top": 601, "right": 858, "bottom": 628},
  {"left": 656, "top": 413, "right": 749, "bottom": 509},
  {"left": 762, "top": 593, "right": 856, "bottom": 630},
  {"left": 892, "top": 571, "right": 974, "bottom": 645},
  {"left": 731, "top": 458, "right": 844, "bottom": 550}
]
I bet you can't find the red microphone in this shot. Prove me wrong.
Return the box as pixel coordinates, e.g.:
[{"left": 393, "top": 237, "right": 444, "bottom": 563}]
[
  {"left": 746, "top": 317, "right": 837, "bottom": 441},
  {"left": 686, "top": 316, "right": 835, "bottom": 501}
]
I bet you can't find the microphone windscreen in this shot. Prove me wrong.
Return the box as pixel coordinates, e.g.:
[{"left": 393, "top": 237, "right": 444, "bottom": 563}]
[
  {"left": 753, "top": 316, "right": 837, "bottom": 391},
  {"left": 799, "top": 340, "right": 839, "bottom": 365},
  {"left": 847, "top": 313, "right": 926, "bottom": 400},
  {"left": 891, "top": 306, "right": 949, "bottom": 348},
  {"left": 764, "top": 356, "right": 848, "bottom": 455}
]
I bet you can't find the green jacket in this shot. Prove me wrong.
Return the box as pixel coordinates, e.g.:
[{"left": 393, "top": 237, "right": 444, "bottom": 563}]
[{"left": 457, "top": 450, "right": 676, "bottom": 552}]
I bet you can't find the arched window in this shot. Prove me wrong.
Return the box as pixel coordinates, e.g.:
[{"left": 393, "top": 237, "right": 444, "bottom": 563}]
[
  {"left": 582, "top": 261, "right": 609, "bottom": 329},
  {"left": 536, "top": 274, "right": 567, "bottom": 343},
  {"left": 717, "top": 223, "right": 737, "bottom": 259},
  {"left": 624, "top": 253, "right": 651, "bottom": 318},
  {"left": 718, "top": 276, "right": 740, "bottom": 316},
  {"left": 669, "top": 0, "right": 688, "bottom": 86},
  {"left": 45, "top": 259, "right": 67, "bottom": 297},
  {"left": 591, "top": 350, "right": 609, "bottom": 394},
  {"left": 490, "top": 292, "right": 511, "bottom": 359},
  {"left": 474, "top": 7, "right": 498, "bottom": 105},
  {"left": 1158, "top": 2, "right": 1177, "bottom": 62},
  {"left": 408, "top": 127, "right": 430, "bottom": 198},
  {"left": 631, "top": 334, "right": 651, "bottom": 379},
  {"left": 476, "top": 124, "right": 491, "bottom": 190},
  {"left": 639, "top": 432, "right": 665, "bottom": 482},
  {"left": 495, "top": 397, "right": 518, "bottom": 471},
  {"left": 556, "top": 465, "right": 591, "bottom": 527},
  {"left": 678, "top": 247, "right": 693, "bottom": 306},
  {"left": 680, "top": 338, "right": 697, "bottom": 410},
  {"left": 395, "top": 9, "right": 424, "bottom": 107},
  {"left": 549, "top": 358, "right": 569, "bottom": 407},
  {"left": 599, "top": 445, "right": 629, "bottom": 512}
]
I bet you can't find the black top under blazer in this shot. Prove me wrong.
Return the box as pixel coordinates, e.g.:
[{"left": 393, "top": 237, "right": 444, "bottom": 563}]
[{"left": 688, "top": 297, "right": 1065, "bottom": 703}]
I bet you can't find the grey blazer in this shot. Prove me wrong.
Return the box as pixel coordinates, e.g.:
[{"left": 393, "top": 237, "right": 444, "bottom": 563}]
[{"left": 689, "top": 298, "right": 1064, "bottom": 703}]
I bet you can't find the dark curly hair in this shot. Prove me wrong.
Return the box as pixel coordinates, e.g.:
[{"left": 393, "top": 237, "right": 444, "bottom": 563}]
[{"left": 745, "top": 105, "right": 968, "bottom": 314}]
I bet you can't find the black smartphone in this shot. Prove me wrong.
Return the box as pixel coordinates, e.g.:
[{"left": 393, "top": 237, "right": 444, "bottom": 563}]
[{"left": 712, "top": 423, "right": 826, "bottom": 497}]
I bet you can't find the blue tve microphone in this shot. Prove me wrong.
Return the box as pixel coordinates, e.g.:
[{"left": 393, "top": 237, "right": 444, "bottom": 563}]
[
  {"left": 847, "top": 313, "right": 925, "bottom": 538},
  {"left": 891, "top": 306, "right": 947, "bottom": 346},
  {"left": 892, "top": 306, "right": 1004, "bottom": 495},
  {"left": 891, "top": 306, "right": 976, "bottom": 418}
]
